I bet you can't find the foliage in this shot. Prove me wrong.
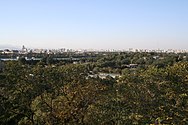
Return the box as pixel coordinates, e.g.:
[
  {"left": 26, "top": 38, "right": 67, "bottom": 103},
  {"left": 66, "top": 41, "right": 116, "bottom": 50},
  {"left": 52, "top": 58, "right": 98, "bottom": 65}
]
[{"left": 0, "top": 53, "right": 188, "bottom": 124}]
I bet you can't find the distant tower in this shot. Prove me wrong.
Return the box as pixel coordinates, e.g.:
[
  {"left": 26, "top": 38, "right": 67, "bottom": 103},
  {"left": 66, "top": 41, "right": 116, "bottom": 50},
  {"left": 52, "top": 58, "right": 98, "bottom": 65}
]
[
  {"left": 22, "top": 45, "right": 25, "bottom": 51},
  {"left": 21, "top": 45, "right": 27, "bottom": 53}
]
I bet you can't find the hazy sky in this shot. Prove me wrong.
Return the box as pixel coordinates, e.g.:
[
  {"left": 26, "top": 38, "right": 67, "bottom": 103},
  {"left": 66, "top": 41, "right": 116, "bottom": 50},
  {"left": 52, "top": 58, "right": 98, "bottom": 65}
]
[{"left": 0, "top": 0, "right": 188, "bottom": 50}]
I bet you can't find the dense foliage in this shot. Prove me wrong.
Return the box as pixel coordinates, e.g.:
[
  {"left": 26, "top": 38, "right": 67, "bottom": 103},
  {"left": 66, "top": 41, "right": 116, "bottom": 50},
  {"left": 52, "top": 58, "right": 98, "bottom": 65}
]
[{"left": 0, "top": 52, "right": 188, "bottom": 124}]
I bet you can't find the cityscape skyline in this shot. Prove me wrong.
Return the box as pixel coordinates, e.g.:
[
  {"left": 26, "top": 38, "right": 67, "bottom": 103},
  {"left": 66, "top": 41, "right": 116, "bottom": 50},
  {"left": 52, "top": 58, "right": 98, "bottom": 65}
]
[
  {"left": 0, "top": 0, "right": 188, "bottom": 50},
  {"left": 1, "top": 45, "right": 188, "bottom": 54}
]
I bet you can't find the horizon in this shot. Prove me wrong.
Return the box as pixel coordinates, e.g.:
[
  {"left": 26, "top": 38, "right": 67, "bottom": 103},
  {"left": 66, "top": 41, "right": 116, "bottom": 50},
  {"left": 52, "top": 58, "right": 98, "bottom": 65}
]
[
  {"left": 0, "top": 0, "right": 188, "bottom": 50},
  {"left": 0, "top": 44, "right": 188, "bottom": 52}
]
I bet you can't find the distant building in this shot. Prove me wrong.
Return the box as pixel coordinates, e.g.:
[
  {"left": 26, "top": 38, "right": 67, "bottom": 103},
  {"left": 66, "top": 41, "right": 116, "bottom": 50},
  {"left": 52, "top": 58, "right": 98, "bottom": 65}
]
[
  {"left": 122, "top": 64, "right": 138, "bottom": 68},
  {"left": 98, "top": 73, "right": 120, "bottom": 79},
  {"left": 0, "top": 49, "right": 19, "bottom": 54},
  {"left": 0, "top": 50, "right": 3, "bottom": 53},
  {"left": 20, "top": 45, "right": 28, "bottom": 54},
  {"left": 3, "top": 49, "right": 13, "bottom": 54},
  {"left": 12, "top": 50, "right": 19, "bottom": 54},
  {"left": 153, "top": 56, "right": 159, "bottom": 59},
  {"left": 88, "top": 73, "right": 121, "bottom": 79},
  {"left": 126, "top": 64, "right": 138, "bottom": 68}
]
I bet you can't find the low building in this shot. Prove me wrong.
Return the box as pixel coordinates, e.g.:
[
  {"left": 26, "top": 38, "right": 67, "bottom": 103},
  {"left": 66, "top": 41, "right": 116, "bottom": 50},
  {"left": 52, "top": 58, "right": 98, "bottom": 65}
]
[
  {"left": 129, "top": 64, "right": 138, "bottom": 68},
  {"left": 3, "top": 49, "right": 13, "bottom": 54},
  {"left": 12, "top": 50, "right": 19, "bottom": 54},
  {"left": 88, "top": 73, "right": 121, "bottom": 79},
  {"left": 0, "top": 50, "right": 3, "bottom": 53}
]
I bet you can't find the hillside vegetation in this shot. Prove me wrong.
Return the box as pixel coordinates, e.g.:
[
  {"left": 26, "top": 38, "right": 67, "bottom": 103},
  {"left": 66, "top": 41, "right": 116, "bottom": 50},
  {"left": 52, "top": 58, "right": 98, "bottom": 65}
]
[{"left": 0, "top": 52, "right": 188, "bottom": 124}]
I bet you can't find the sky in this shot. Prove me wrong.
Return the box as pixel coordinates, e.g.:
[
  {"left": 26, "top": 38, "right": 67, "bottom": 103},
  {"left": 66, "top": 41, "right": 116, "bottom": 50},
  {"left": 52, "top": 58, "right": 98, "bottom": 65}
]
[{"left": 0, "top": 0, "right": 188, "bottom": 50}]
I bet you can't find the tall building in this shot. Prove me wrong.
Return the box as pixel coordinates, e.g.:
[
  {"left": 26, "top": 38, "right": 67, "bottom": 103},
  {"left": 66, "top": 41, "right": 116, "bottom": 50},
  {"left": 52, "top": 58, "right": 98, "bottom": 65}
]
[{"left": 21, "top": 45, "right": 28, "bottom": 54}]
